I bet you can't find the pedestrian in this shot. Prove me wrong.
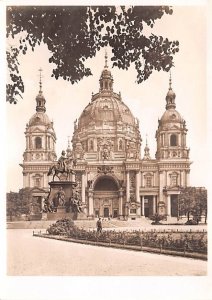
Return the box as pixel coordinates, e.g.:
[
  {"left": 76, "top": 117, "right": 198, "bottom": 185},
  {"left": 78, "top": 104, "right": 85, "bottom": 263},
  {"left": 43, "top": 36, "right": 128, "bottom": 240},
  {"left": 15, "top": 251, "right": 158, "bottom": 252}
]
[{"left": 96, "top": 217, "right": 102, "bottom": 233}]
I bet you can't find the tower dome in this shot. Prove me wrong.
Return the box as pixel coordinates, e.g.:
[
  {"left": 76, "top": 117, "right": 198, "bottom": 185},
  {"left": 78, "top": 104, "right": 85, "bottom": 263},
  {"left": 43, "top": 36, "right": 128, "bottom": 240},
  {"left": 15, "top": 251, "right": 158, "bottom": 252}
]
[
  {"left": 160, "top": 73, "right": 183, "bottom": 125},
  {"left": 29, "top": 112, "right": 51, "bottom": 126},
  {"left": 72, "top": 54, "right": 141, "bottom": 161}
]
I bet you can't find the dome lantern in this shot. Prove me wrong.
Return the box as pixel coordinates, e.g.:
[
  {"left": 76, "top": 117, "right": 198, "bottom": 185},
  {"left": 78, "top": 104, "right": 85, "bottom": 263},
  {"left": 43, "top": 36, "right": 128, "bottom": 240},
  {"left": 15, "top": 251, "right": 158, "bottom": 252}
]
[
  {"left": 99, "top": 50, "right": 113, "bottom": 92},
  {"left": 165, "top": 72, "right": 176, "bottom": 110},
  {"left": 36, "top": 68, "right": 46, "bottom": 113}
]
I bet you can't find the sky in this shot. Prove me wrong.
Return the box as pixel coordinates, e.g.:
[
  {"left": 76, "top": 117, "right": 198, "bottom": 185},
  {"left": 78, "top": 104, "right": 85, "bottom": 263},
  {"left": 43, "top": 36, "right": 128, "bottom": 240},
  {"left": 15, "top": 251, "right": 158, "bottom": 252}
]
[{"left": 6, "top": 5, "right": 208, "bottom": 192}]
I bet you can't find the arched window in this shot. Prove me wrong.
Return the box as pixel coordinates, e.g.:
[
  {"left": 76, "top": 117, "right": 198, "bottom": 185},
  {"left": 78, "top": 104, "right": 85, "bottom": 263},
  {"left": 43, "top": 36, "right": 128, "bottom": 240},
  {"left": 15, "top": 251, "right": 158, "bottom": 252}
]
[
  {"left": 35, "top": 137, "right": 42, "bottom": 149},
  {"left": 170, "top": 134, "right": 177, "bottom": 146}
]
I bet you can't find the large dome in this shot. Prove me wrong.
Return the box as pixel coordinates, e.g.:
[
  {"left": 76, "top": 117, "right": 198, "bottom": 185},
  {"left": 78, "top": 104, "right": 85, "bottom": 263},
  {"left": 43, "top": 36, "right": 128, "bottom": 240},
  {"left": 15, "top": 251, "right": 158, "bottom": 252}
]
[
  {"left": 78, "top": 92, "right": 136, "bottom": 129},
  {"left": 72, "top": 59, "right": 141, "bottom": 161}
]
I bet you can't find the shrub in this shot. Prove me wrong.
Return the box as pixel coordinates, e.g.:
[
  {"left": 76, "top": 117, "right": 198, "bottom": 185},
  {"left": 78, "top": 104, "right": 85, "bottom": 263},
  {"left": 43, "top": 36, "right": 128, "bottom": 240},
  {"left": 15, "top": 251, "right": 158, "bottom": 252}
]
[
  {"left": 185, "top": 219, "right": 197, "bottom": 225},
  {"left": 150, "top": 213, "right": 166, "bottom": 225},
  {"left": 47, "top": 218, "right": 75, "bottom": 235}
]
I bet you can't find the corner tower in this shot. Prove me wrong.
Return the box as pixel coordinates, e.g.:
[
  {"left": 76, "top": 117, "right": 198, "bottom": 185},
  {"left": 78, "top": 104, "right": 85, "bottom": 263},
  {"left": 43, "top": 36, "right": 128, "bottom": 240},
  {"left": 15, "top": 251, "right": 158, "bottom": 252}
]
[
  {"left": 20, "top": 69, "right": 57, "bottom": 201},
  {"left": 155, "top": 74, "right": 191, "bottom": 218},
  {"left": 155, "top": 74, "right": 189, "bottom": 161}
]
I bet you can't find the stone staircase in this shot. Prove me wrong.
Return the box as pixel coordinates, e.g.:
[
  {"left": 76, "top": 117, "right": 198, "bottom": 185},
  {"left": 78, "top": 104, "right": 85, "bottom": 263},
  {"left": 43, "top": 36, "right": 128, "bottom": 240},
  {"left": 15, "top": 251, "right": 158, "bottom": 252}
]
[
  {"left": 7, "top": 218, "right": 152, "bottom": 230},
  {"left": 75, "top": 218, "right": 152, "bottom": 230}
]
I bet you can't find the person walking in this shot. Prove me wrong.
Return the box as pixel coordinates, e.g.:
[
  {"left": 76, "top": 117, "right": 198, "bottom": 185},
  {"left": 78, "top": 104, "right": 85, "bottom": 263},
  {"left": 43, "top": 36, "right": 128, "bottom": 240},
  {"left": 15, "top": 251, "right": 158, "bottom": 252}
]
[{"left": 96, "top": 218, "right": 102, "bottom": 233}]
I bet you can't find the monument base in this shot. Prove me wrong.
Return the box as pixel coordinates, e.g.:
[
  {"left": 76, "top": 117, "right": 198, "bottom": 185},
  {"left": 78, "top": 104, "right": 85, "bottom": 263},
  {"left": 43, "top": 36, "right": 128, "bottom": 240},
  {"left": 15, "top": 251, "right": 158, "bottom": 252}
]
[{"left": 44, "top": 180, "right": 87, "bottom": 221}]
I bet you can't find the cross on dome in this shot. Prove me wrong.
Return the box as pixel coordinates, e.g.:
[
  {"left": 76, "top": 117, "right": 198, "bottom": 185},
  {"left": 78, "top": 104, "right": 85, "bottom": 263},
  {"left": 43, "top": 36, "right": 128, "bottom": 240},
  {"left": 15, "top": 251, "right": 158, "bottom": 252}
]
[
  {"left": 35, "top": 68, "right": 46, "bottom": 113},
  {"left": 104, "top": 49, "right": 108, "bottom": 68},
  {"left": 38, "top": 68, "right": 43, "bottom": 93},
  {"left": 169, "top": 70, "right": 172, "bottom": 90}
]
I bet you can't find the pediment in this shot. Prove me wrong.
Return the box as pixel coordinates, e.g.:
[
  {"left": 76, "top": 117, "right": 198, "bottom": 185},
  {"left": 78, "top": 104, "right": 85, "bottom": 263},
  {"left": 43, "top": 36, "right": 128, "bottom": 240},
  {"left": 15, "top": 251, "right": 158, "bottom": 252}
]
[
  {"left": 33, "top": 127, "right": 44, "bottom": 133},
  {"left": 170, "top": 125, "right": 179, "bottom": 130}
]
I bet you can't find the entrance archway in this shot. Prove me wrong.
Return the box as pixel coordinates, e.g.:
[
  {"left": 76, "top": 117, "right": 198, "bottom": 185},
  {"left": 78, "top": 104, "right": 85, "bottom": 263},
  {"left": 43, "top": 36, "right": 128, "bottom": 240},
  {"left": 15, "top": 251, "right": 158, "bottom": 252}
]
[{"left": 93, "top": 176, "right": 119, "bottom": 218}]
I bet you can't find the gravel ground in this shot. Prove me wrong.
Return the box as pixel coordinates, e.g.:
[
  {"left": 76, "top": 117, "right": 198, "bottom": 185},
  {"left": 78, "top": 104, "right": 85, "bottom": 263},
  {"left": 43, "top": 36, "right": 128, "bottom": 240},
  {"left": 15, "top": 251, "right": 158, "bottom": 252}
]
[{"left": 7, "top": 229, "right": 207, "bottom": 276}]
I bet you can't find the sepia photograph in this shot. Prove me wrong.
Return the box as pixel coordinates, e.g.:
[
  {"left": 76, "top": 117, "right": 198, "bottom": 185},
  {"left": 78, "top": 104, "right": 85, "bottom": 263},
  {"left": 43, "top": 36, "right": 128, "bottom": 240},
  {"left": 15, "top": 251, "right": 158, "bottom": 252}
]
[{"left": 2, "top": 1, "right": 211, "bottom": 300}]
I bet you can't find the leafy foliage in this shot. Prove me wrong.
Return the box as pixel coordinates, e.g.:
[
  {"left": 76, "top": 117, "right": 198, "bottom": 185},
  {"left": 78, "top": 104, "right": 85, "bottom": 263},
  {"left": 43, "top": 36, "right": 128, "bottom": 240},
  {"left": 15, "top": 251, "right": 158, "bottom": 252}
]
[
  {"left": 178, "top": 187, "right": 207, "bottom": 223},
  {"left": 47, "top": 218, "right": 76, "bottom": 235},
  {"left": 7, "top": 188, "right": 31, "bottom": 217},
  {"left": 7, "top": 5, "right": 179, "bottom": 103},
  {"left": 46, "top": 219, "right": 207, "bottom": 254},
  {"left": 150, "top": 213, "right": 166, "bottom": 224},
  {"left": 6, "top": 188, "right": 41, "bottom": 218}
]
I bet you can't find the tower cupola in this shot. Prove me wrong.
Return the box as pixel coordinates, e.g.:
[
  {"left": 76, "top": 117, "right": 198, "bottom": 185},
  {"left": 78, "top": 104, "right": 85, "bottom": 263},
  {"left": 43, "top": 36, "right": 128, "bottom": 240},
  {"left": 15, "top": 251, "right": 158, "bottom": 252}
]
[
  {"left": 155, "top": 74, "right": 189, "bottom": 160},
  {"left": 99, "top": 51, "right": 113, "bottom": 92},
  {"left": 36, "top": 68, "right": 46, "bottom": 113},
  {"left": 165, "top": 72, "right": 176, "bottom": 110}
]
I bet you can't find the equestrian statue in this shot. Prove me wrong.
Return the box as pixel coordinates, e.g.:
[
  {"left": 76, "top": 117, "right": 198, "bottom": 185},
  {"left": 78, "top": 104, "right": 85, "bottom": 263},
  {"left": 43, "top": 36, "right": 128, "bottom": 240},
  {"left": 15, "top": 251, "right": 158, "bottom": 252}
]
[{"left": 47, "top": 150, "right": 77, "bottom": 181}]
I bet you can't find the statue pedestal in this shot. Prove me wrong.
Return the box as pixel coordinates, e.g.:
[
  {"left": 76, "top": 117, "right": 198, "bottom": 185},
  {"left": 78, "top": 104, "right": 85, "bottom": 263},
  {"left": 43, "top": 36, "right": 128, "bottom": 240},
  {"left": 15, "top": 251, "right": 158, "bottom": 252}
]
[
  {"left": 45, "top": 180, "right": 87, "bottom": 221},
  {"left": 46, "top": 181, "right": 76, "bottom": 220},
  {"left": 70, "top": 211, "right": 87, "bottom": 221},
  {"left": 48, "top": 181, "right": 77, "bottom": 201}
]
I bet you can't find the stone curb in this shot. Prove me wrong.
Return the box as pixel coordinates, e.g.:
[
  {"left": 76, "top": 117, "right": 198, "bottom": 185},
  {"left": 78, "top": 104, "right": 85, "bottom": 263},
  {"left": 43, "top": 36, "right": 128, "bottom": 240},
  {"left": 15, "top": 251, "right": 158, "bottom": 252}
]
[{"left": 33, "top": 233, "right": 207, "bottom": 261}]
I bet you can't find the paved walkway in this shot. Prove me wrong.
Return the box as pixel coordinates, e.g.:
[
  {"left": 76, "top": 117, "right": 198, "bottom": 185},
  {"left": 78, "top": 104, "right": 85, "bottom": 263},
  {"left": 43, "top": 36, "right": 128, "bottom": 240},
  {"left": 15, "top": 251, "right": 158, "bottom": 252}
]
[{"left": 7, "top": 229, "right": 207, "bottom": 276}]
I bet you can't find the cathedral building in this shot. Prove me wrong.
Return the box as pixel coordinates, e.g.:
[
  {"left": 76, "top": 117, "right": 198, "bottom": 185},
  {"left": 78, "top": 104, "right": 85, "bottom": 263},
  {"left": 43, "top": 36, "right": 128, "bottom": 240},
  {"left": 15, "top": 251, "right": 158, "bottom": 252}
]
[{"left": 21, "top": 57, "right": 191, "bottom": 219}]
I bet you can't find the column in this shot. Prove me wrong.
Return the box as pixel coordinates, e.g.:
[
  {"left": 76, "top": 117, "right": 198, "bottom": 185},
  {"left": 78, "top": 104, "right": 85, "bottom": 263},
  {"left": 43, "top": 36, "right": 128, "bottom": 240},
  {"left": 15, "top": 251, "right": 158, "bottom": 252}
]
[
  {"left": 118, "top": 189, "right": 123, "bottom": 216},
  {"left": 141, "top": 172, "right": 144, "bottom": 187},
  {"left": 81, "top": 172, "right": 86, "bottom": 203},
  {"left": 141, "top": 196, "right": 145, "bottom": 216},
  {"left": 136, "top": 171, "right": 141, "bottom": 216},
  {"left": 166, "top": 194, "right": 171, "bottom": 216},
  {"left": 136, "top": 171, "right": 140, "bottom": 202},
  {"left": 88, "top": 190, "right": 93, "bottom": 216},
  {"left": 185, "top": 170, "right": 190, "bottom": 186},
  {"left": 180, "top": 170, "right": 184, "bottom": 186},
  {"left": 126, "top": 171, "right": 130, "bottom": 202},
  {"left": 153, "top": 196, "right": 156, "bottom": 215},
  {"left": 28, "top": 173, "right": 31, "bottom": 187},
  {"left": 23, "top": 173, "right": 27, "bottom": 188},
  {"left": 165, "top": 171, "right": 167, "bottom": 186},
  {"left": 159, "top": 171, "right": 164, "bottom": 202},
  {"left": 43, "top": 173, "right": 46, "bottom": 188}
]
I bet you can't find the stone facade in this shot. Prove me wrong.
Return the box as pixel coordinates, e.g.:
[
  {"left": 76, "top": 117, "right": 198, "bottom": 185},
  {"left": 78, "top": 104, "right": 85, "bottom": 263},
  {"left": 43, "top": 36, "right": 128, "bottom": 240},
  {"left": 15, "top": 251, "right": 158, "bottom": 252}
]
[
  {"left": 21, "top": 59, "right": 191, "bottom": 219},
  {"left": 70, "top": 60, "right": 191, "bottom": 219}
]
